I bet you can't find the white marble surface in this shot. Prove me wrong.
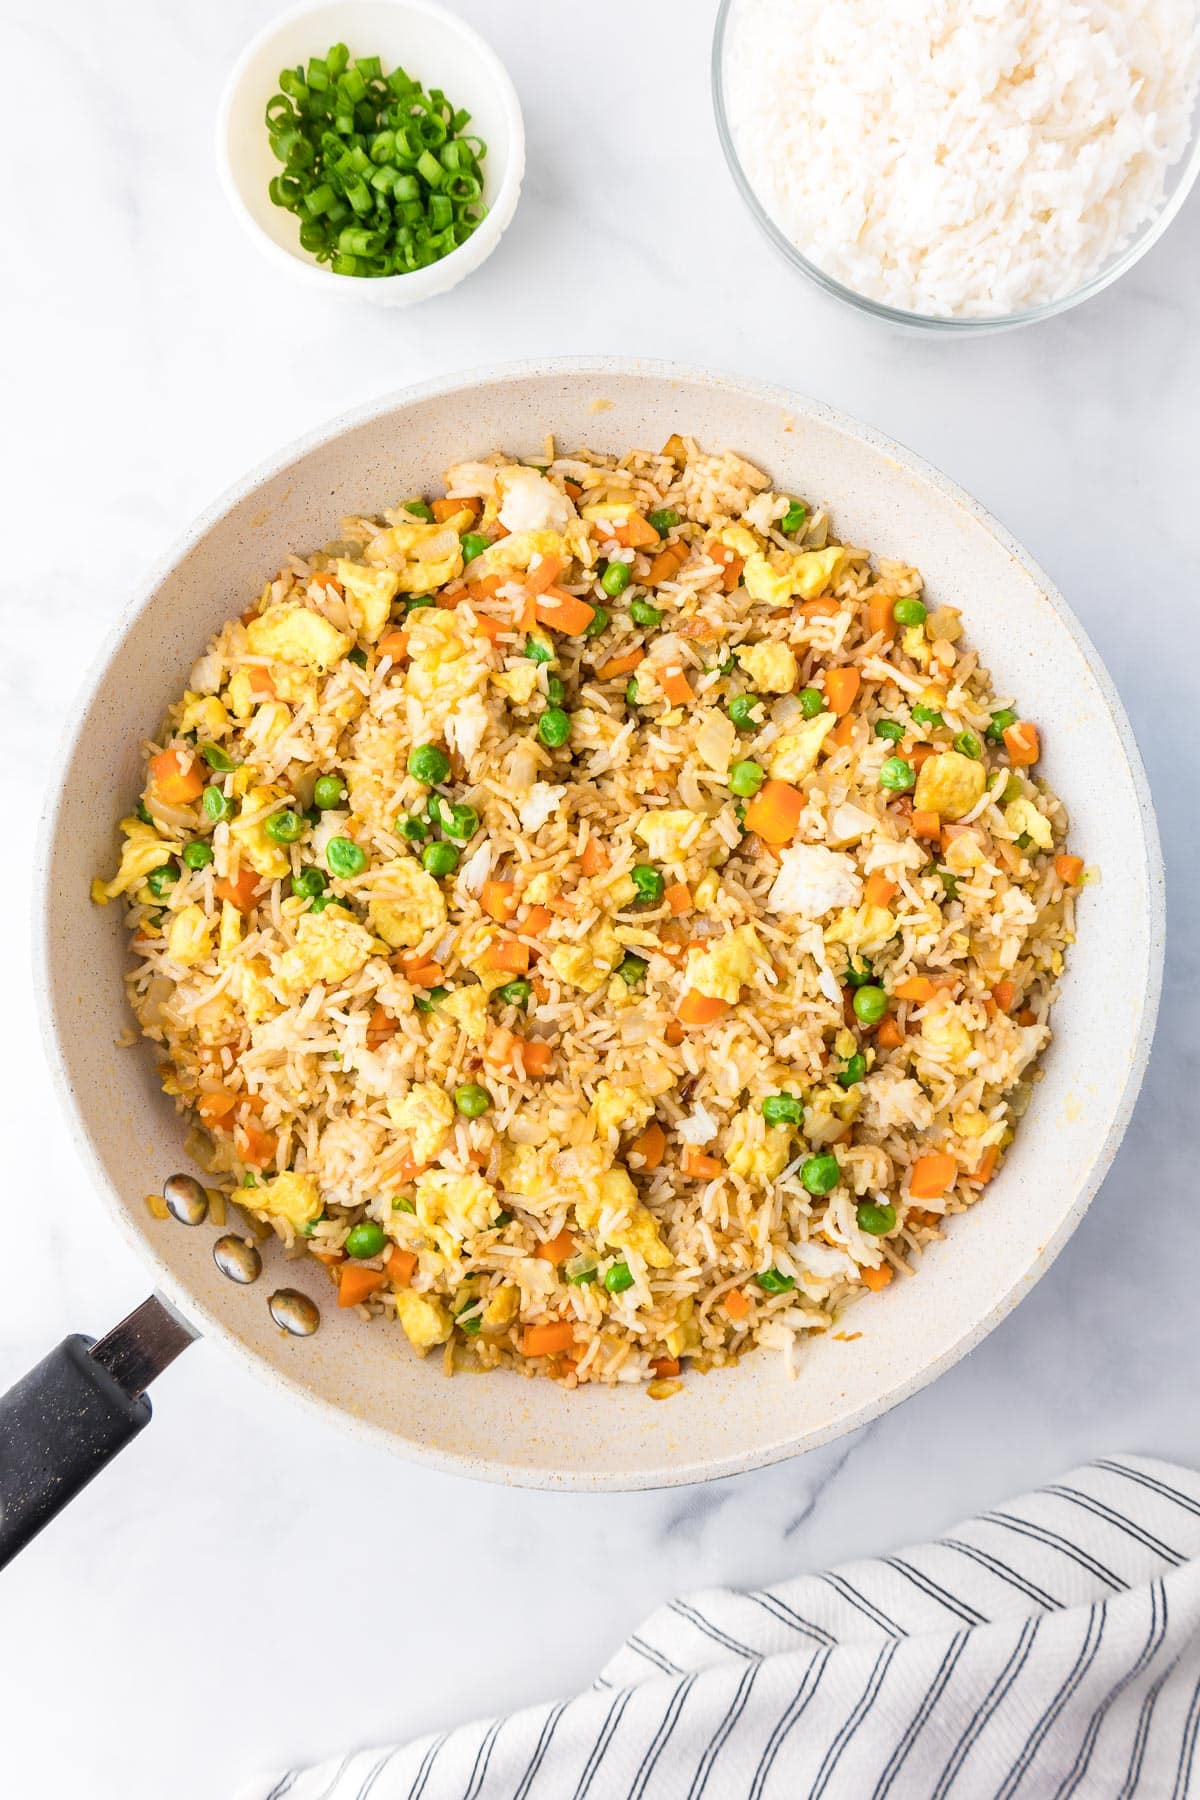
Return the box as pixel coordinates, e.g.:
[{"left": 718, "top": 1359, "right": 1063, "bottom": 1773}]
[{"left": 3, "top": 1, "right": 1197, "bottom": 1794}]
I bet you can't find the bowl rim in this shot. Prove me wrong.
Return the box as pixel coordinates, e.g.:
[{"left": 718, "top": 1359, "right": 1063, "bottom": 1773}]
[
  {"left": 711, "top": 0, "right": 1200, "bottom": 334},
  {"left": 215, "top": 0, "right": 526, "bottom": 299},
  {"left": 33, "top": 357, "right": 1166, "bottom": 1489}
]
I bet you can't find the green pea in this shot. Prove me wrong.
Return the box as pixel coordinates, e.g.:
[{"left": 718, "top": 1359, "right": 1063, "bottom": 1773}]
[
  {"left": 986, "top": 708, "right": 1017, "bottom": 743},
  {"left": 798, "top": 687, "right": 827, "bottom": 719},
  {"left": 146, "top": 864, "right": 178, "bottom": 898},
  {"left": 604, "top": 1261, "right": 634, "bottom": 1293},
  {"left": 397, "top": 814, "right": 430, "bottom": 841},
  {"left": 874, "top": 719, "right": 905, "bottom": 742},
  {"left": 616, "top": 953, "right": 648, "bottom": 986},
  {"left": 495, "top": 978, "right": 532, "bottom": 1009},
  {"left": 326, "top": 837, "right": 367, "bottom": 877},
  {"left": 201, "top": 742, "right": 237, "bottom": 772},
  {"left": 800, "top": 1152, "right": 841, "bottom": 1196},
  {"left": 911, "top": 704, "right": 944, "bottom": 729},
  {"left": 585, "top": 605, "right": 611, "bottom": 637},
  {"left": 414, "top": 985, "right": 448, "bottom": 1013},
  {"left": 345, "top": 1221, "right": 386, "bottom": 1259},
  {"left": 853, "top": 985, "right": 889, "bottom": 1025},
  {"left": 402, "top": 498, "right": 434, "bottom": 521},
  {"left": 423, "top": 841, "right": 459, "bottom": 878},
  {"left": 755, "top": 1267, "right": 796, "bottom": 1294},
  {"left": 546, "top": 675, "right": 565, "bottom": 705},
  {"left": 844, "top": 956, "right": 874, "bottom": 988},
  {"left": 300, "top": 1216, "right": 323, "bottom": 1237},
  {"left": 202, "top": 785, "right": 232, "bottom": 822},
  {"left": 347, "top": 647, "right": 368, "bottom": 669},
  {"left": 460, "top": 532, "right": 489, "bottom": 565},
  {"left": 313, "top": 775, "right": 346, "bottom": 809},
  {"left": 728, "top": 694, "right": 762, "bottom": 732},
  {"left": 308, "top": 895, "right": 333, "bottom": 913},
  {"left": 1015, "top": 832, "right": 1031, "bottom": 851},
  {"left": 601, "top": 560, "right": 631, "bottom": 597},
  {"left": 136, "top": 799, "right": 153, "bottom": 825},
  {"left": 879, "top": 756, "right": 915, "bottom": 792},
  {"left": 1000, "top": 773, "right": 1024, "bottom": 807},
  {"left": 525, "top": 633, "right": 555, "bottom": 664},
  {"left": 857, "top": 1201, "right": 896, "bottom": 1236},
  {"left": 492, "top": 1210, "right": 513, "bottom": 1227},
  {"left": 182, "top": 842, "right": 214, "bottom": 870},
  {"left": 392, "top": 1195, "right": 417, "bottom": 1213},
  {"left": 444, "top": 803, "right": 480, "bottom": 841},
  {"left": 454, "top": 1082, "right": 491, "bottom": 1117},
  {"left": 647, "top": 508, "right": 679, "bottom": 534},
  {"left": 408, "top": 743, "right": 450, "bottom": 785},
  {"left": 953, "top": 731, "right": 982, "bottom": 760},
  {"left": 762, "top": 1093, "right": 803, "bottom": 1126},
  {"left": 538, "top": 707, "right": 572, "bottom": 748},
  {"left": 893, "top": 597, "right": 927, "bottom": 627},
  {"left": 780, "top": 500, "right": 808, "bottom": 535},
  {"left": 631, "top": 865, "right": 664, "bottom": 907},
  {"left": 291, "top": 867, "right": 327, "bottom": 899},
  {"left": 404, "top": 595, "right": 435, "bottom": 612},
  {"left": 630, "top": 599, "right": 662, "bottom": 628},
  {"left": 265, "top": 808, "right": 305, "bottom": 844},
  {"left": 730, "top": 759, "right": 765, "bottom": 798},
  {"left": 625, "top": 678, "right": 640, "bottom": 708},
  {"left": 939, "top": 871, "right": 960, "bottom": 899},
  {"left": 425, "top": 794, "right": 447, "bottom": 828},
  {"left": 837, "top": 1052, "right": 867, "bottom": 1089}
]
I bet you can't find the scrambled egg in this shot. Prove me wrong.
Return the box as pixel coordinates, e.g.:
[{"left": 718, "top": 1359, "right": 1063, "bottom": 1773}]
[
  {"left": 166, "top": 904, "right": 213, "bottom": 967},
  {"left": 336, "top": 561, "right": 400, "bottom": 641},
  {"left": 365, "top": 520, "right": 463, "bottom": 593},
  {"left": 230, "top": 786, "right": 293, "bottom": 881},
  {"left": 591, "top": 1080, "right": 655, "bottom": 1137},
  {"left": 547, "top": 921, "right": 623, "bottom": 993},
  {"left": 394, "top": 1287, "right": 453, "bottom": 1350},
  {"left": 414, "top": 1169, "right": 498, "bottom": 1257},
  {"left": 177, "top": 692, "right": 231, "bottom": 738},
  {"left": 768, "top": 845, "right": 861, "bottom": 918},
  {"left": 686, "top": 923, "right": 762, "bottom": 1003},
  {"left": 404, "top": 607, "right": 489, "bottom": 741},
  {"left": 366, "top": 857, "right": 447, "bottom": 949},
  {"left": 233, "top": 957, "right": 279, "bottom": 1024},
  {"left": 914, "top": 750, "right": 987, "bottom": 821},
  {"left": 1004, "top": 794, "right": 1054, "bottom": 851},
  {"left": 735, "top": 642, "right": 797, "bottom": 694},
  {"left": 492, "top": 661, "right": 541, "bottom": 705},
  {"left": 253, "top": 1171, "right": 322, "bottom": 1228},
  {"left": 725, "top": 1107, "right": 793, "bottom": 1181},
  {"left": 744, "top": 546, "right": 845, "bottom": 607},
  {"left": 768, "top": 712, "right": 838, "bottom": 783},
  {"left": 474, "top": 527, "right": 590, "bottom": 583},
  {"left": 274, "top": 906, "right": 375, "bottom": 996},
  {"left": 497, "top": 1142, "right": 560, "bottom": 1216},
  {"left": 920, "top": 998, "right": 974, "bottom": 1068},
  {"left": 634, "top": 808, "right": 706, "bottom": 864},
  {"left": 825, "top": 902, "right": 897, "bottom": 955},
  {"left": 218, "top": 900, "right": 243, "bottom": 960},
  {"left": 242, "top": 700, "right": 292, "bottom": 753},
  {"left": 499, "top": 466, "right": 576, "bottom": 536},
  {"left": 440, "top": 984, "right": 489, "bottom": 1043},
  {"left": 93, "top": 818, "right": 181, "bottom": 903},
  {"left": 574, "top": 1168, "right": 673, "bottom": 1269},
  {"left": 386, "top": 1081, "right": 455, "bottom": 1163},
  {"left": 246, "top": 603, "right": 350, "bottom": 673},
  {"left": 480, "top": 1284, "right": 520, "bottom": 1333}
]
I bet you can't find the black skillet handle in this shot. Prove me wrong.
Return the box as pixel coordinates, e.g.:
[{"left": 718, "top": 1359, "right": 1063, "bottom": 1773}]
[{"left": 0, "top": 1297, "right": 195, "bottom": 1571}]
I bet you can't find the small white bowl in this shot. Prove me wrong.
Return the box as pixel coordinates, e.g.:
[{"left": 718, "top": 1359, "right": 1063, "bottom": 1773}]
[{"left": 217, "top": 0, "right": 525, "bottom": 305}]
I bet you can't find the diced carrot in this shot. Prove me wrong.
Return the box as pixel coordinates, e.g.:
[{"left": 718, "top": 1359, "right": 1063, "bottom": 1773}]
[
  {"left": 386, "top": 1246, "right": 418, "bottom": 1287},
  {"left": 536, "top": 1227, "right": 575, "bottom": 1264},
  {"left": 720, "top": 555, "right": 744, "bottom": 594},
  {"left": 481, "top": 880, "right": 517, "bottom": 922},
  {"left": 724, "top": 1287, "right": 751, "bottom": 1320},
  {"left": 864, "top": 872, "right": 897, "bottom": 908},
  {"left": 378, "top": 627, "right": 409, "bottom": 663},
  {"left": 665, "top": 882, "right": 692, "bottom": 915},
  {"left": 651, "top": 1357, "right": 681, "bottom": 1378},
  {"left": 665, "top": 1021, "right": 685, "bottom": 1046},
  {"left": 434, "top": 588, "right": 460, "bottom": 608},
  {"left": 648, "top": 543, "right": 687, "bottom": 586},
  {"left": 310, "top": 1247, "right": 344, "bottom": 1267},
  {"left": 910, "top": 744, "right": 934, "bottom": 769},
  {"left": 580, "top": 838, "right": 609, "bottom": 877},
  {"left": 309, "top": 569, "right": 343, "bottom": 597},
  {"left": 909, "top": 1152, "right": 957, "bottom": 1199},
  {"left": 517, "top": 1039, "right": 554, "bottom": 1077},
  {"left": 149, "top": 747, "right": 204, "bottom": 805},
  {"left": 338, "top": 1264, "right": 388, "bottom": 1308},
  {"left": 214, "top": 867, "right": 261, "bottom": 915},
  {"left": 907, "top": 1208, "right": 941, "bottom": 1229},
  {"left": 536, "top": 588, "right": 596, "bottom": 636},
  {"left": 396, "top": 1157, "right": 428, "bottom": 1183},
  {"left": 597, "top": 648, "right": 644, "bottom": 681},
  {"left": 1017, "top": 1008, "right": 1038, "bottom": 1027},
  {"left": 798, "top": 597, "right": 840, "bottom": 620},
  {"left": 991, "top": 980, "right": 1016, "bottom": 1014},
  {"left": 744, "top": 779, "right": 804, "bottom": 846},
  {"left": 485, "top": 1028, "right": 517, "bottom": 1068},
  {"left": 867, "top": 591, "right": 896, "bottom": 643},
  {"left": 830, "top": 715, "right": 856, "bottom": 749},
  {"left": 611, "top": 512, "right": 661, "bottom": 550},
  {"left": 433, "top": 496, "right": 476, "bottom": 522},
  {"left": 894, "top": 975, "right": 936, "bottom": 1003},
  {"left": 681, "top": 1147, "right": 723, "bottom": 1180},
  {"left": 246, "top": 666, "right": 276, "bottom": 699},
  {"left": 861, "top": 1264, "right": 894, "bottom": 1292},
  {"left": 564, "top": 479, "right": 583, "bottom": 501},
  {"left": 196, "top": 1090, "right": 237, "bottom": 1127},
  {"left": 519, "top": 904, "right": 553, "bottom": 936},
  {"left": 234, "top": 1121, "right": 276, "bottom": 1168},
  {"left": 876, "top": 1018, "right": 906, "bottom": 1049},
  {"left": 660, "top": 666, "right": 694, "bottom": 706},
  {"left": 973, "top": 1145, "right": 1000, "bottom": 1185},
  {"left": 677, "top": 990, "right": 731, "bottom": 1026},
  {"left": 485, "top": 937, "right": 531, "bottom": 974},
  {"left": 1055, "top": 853, "right": 1084, "bottom": 885},
  {"left": 630, "top": 1121, "right": 665, "bottom": 1171},
  {"left": 911, "top": 808, "right": 941, "bottom": 841},
  {"left": 467, "top": 572, "right": 504, "bottom": 603},
  {"left": 525, "top": 553, "right": 565, "bottom": 595},
  {"left": 1004, "top": 720, "right": 1040, "bottom": 766},
  {"left": 522, "top": 1320, "right": 576, "bottom": 1357},
  {"left": 401, "top": 960, "right": 444, "bottom": 989},
  {"left": 474, "top": 613, "right": 510, "bottom": 644},
  {"left": 366, "top": 1004, "right": 398, "bottom": 1049},
  {"left": 678, "top": 616, "right": 722, "bottom": 641}
]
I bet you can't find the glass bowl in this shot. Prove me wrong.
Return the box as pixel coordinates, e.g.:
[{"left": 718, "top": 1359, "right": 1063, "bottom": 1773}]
[{"left": 712, "top": 0, "right": 1200, "bottom": 335}]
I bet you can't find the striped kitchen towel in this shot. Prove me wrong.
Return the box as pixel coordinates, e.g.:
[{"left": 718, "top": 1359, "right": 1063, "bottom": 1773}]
[{"left": 249, "top": 1456, "right": 1200, "bottom": 1798}]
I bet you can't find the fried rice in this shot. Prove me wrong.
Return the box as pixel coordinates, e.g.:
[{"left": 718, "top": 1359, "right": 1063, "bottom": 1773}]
[{"left": 94, "top": 436, "right": 1085, "bottom": 1391}]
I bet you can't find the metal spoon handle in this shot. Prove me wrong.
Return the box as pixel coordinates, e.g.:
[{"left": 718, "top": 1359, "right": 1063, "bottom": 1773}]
[{"left": 0, "top": 1295, "right": 195, "bottom": 1571}]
